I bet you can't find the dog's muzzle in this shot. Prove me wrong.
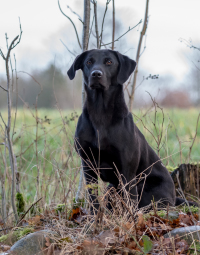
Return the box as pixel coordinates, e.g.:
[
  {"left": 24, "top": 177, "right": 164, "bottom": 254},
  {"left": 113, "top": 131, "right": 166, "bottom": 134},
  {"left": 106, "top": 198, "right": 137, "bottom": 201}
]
[{"left": 90, "top": 70, "right": 105, "bottom": 89}]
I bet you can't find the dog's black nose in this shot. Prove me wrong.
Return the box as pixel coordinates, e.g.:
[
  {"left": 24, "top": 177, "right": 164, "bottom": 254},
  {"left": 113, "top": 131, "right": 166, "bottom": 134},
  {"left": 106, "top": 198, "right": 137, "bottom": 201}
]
[{"left": 91, "top": 70, "right": 103, "bottom": 78}]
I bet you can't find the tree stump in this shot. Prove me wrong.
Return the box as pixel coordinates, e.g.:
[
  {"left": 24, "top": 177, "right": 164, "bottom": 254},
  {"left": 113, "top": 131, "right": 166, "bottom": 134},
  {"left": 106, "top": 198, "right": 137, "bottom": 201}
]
[{"left": 171, "top": 163, "right": 200, "bottom": 199}]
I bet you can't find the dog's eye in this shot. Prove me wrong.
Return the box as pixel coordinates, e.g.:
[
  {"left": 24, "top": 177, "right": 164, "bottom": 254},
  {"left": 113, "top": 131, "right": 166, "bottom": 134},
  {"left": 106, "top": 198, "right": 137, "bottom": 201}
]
[
  {"left": 86, "top": 60, "right": 92, "bottom": 65},
  {"left": 106, "top": 60, "right": 112, "bottom": 65}
]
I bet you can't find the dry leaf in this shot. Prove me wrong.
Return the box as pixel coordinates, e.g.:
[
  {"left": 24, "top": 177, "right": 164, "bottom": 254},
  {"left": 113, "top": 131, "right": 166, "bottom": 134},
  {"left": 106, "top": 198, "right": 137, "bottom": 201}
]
[
  {"left": 127, "top": 240, "right": 137, "bottom": 249},
  {"left": 0, "top": 244, "right": 11, "bottom": 251},
  {"left": 159, "top": 223, "right": 172, "bottom": 231},
  {"left": 137, "top": 211, "right": 145, "bottom": 228},
  {"left": 81, "top": 239, "right": 104, "bottom": 255},
  {"left": 122, "top": 221, "right": 135, "bottom": 231},
  {"left": 28, "top": 215, "right": 42, "bottom": 225},
  {"left": 96, "top": 230, "right": 117, "bottom": 246}
]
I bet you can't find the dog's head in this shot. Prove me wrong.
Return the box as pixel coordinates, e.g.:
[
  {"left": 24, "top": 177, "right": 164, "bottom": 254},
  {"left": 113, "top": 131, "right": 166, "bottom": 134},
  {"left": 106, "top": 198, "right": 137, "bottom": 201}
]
[{"left": 67, "top": 49, "right": 136, "bottom": 90}]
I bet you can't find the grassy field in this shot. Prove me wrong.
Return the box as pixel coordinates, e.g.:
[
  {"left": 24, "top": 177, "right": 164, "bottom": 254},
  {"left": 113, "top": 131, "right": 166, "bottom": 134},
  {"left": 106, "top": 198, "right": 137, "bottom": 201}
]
[{"left": 0, "top": 107, "right": 200, "bottom": 211}]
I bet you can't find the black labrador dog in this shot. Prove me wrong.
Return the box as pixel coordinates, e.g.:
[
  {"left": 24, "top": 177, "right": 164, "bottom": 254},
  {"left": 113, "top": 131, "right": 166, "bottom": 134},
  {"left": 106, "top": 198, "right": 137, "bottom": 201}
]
[{"left": 67, "top": 49, "right": 183, "bottom": 213}]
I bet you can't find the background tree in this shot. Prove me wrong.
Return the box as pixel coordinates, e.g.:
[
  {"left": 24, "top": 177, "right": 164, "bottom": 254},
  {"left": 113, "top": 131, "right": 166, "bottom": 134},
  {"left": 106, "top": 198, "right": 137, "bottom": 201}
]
[
  {"left": 128, "top": 0, "right": 149, "bottom": 110},
  {"left": 0, "top": 33, "right": 22, "bottom": 222}
]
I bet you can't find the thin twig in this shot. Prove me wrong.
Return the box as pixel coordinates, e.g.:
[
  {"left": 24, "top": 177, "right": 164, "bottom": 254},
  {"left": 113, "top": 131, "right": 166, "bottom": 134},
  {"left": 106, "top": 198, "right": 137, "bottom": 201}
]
[
  {"left": 92, "top": 0, "right": 100, "bottom": 48},
  {"left": 12, "top": 54, "right": 19, "bottom": 142},
  {"left": 103, "top": 20, "right": 142, "bottom": 47},
  {"left": 179, "top": 38, "right": 200, "bottom": 51},
  {"left": 169, "top": 116, "right": 182, "bottom": 164},
  {"left": 88, "top": 13, "right": 95, "bottom": 46},
  {"left": 111, "top": 0, "right": 115, "bottom": 50},
  {"left": 99, "top": 0, "right": 111, "bottom": 48},
  {"left": 11, "top": 17, "right": 23, "bottom": 50},
  {"left": 60, "top": 39, "right": 76, "bottom": 57},
  {"left": 16, "top": 197, "right": 43, "bottom": 227},
  {"left": 58, "top": 0, "right": 82, "bottom": 49},
  {"left": 0, "top": 85, "right": 8, "bottom": 92},
  {"left": 128, "top": 0, "right": 149, "bottom": 110},
  {"left": 67, "top": 5, "right": 83, "bottom": 23},
  {"left": 188, "top": 112, "right": 200, "bottom": 162},
  {"left": 0, "top": 49, "right": 6, "bottom": 60}
]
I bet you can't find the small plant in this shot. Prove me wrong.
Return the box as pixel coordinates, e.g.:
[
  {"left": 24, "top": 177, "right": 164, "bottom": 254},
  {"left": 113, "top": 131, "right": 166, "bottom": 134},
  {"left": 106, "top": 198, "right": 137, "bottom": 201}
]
[
  {"left": 142, "top": 235, "right": 153, "bottom": 254},
  {"left": 16, "top": 192, "right": 25, "bottom": 216},
  {"left": 15, "top": 227, "right": 34, "bottom": 239},
  {"left": 166, "top": 165, "right": 177, "bottom": 172},
  {"left": 73, "top": 197, "right": 85, "bottom": 209},
  {"left": 180, "top": 205, "right": 199, "bottom": 214},
  {"left": 0, "top": 234, "right": 9, "bottom": 243},
  {"left": 56, "top": 204, "right": 66, "bottom": 214}
]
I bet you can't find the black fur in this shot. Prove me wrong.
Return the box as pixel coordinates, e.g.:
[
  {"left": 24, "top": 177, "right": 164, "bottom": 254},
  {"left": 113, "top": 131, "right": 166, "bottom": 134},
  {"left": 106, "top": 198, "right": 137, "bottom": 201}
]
[{"left": 67, "top": 49, "right": 189, "bottom": 213}]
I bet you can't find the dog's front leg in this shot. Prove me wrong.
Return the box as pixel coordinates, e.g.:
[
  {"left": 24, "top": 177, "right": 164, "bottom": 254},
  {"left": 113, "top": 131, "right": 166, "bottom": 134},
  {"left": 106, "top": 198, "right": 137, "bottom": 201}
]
[{"left": 82, "top": 161, "right": 99, "bottom": 215}]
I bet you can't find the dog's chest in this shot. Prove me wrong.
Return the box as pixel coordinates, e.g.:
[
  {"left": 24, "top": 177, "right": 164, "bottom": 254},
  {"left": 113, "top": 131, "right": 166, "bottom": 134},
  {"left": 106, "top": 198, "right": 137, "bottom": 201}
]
[{"left": 92, "top": 126, "right": 113, "bottom": 149}]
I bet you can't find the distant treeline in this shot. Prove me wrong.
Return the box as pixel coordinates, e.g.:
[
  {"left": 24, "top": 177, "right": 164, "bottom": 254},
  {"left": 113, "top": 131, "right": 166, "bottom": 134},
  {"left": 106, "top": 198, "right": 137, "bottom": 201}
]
[
  {"left": 0, "top": 61, "right": 200, "bottom": 109},
  {"left": 0, "top": 63, "right": 82, "bottom": 109}
]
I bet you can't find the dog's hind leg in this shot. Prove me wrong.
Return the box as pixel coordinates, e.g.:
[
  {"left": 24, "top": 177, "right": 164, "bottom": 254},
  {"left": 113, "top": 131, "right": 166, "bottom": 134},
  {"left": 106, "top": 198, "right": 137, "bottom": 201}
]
[{"left": 175, "top": 197, "right": 198, "bottom": 207}]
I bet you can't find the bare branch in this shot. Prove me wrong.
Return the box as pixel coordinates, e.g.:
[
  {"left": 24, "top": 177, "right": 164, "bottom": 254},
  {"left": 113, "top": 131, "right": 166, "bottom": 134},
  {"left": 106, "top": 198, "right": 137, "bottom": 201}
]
[
  {"left": 60, "top": 39, "right": 76, "bottom": 57},
  {"left": 0, "top": 113, "right": 7, "bottom": 128},
  {"left": 92, "top": 0, "right": 100, "bottom": 48},
  {"left": 18, "top": 71, "right": 42, "bottom": 87},
  {"left": 112, "top": 0, "right": 115, "bottom": 50},
  {"left": 169, "top": 116, "right": 182, "bottom": 164},
  {"left": 102, "top": 20, "right": 142, "bottom": 47},
  {"left": 91, "top": 29, "right": 108, "bottom": 49},
  {"left": 11, "top": 17, "right": 23, "bottom": 50},
  {"left": 99, "top": 0, "right": 111, "bottom": 48},
  {"left": 188, "top": 112, "right": 200, "bottom": 162},
  {"left": 12, "top": 54, "right": 19, "bottom": 142},
  {"left": 191, "top": 60, "right": 200, "bottom": 71},
  {"left": 58, "top": 0, "right": 82, "bottom": 49},
  {"left": 0, "top": 85, "right": 8, "bottom": 92},
  {"left": 6, "top": 36, "right": 19, "bottom": 67},
  {"left": 179, "top": 38, "right": 200, "bottom": 51},
  {"left": 1, "top": 34, "right": 20, "bottom": 222},
  {"left": 128, "top": 0, "right": 149, "bottom": 110},
  {"left": 88, "top": 13, "right": 95, "bottom": 45},
  {"left": 0, "top": 49, "right": 6, "bottom": 60},
  {"left": 16, "top": 197, "right": 42, "bottom": 227},
  {"left": 67, "top": 5, "right": 83, "bottom": 23}
]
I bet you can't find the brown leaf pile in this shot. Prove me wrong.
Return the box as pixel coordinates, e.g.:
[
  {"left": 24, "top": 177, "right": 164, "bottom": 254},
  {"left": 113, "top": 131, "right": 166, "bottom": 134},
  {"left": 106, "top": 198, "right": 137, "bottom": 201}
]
[
  {"left": 5, "top": 207, "right": 200, "bottom": 254},
  {"left": 53, "top": 209, "right": 199, "bottom": 254}
]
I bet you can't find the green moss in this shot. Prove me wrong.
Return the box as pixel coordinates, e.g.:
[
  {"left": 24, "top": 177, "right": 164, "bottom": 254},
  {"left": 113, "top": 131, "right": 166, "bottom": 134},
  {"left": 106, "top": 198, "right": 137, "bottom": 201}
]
[
  {"left": 179, "top": 205, "right": 199, "bottom": 214},
  {"left": 189, "top": 240, "right": 200, "bottom": 254},
  {"left": 16, "top": 192, "right": 25, "bottom": 215},
  {"left": 16, "top": 227, "right": 34, "bottom": 239},
  {"left": 144, "top": 210, "right": 167, "bottom": 219},
  {"left": 0, "top": 234, "right": 8, "bottom": 242},
  {"left": 166, "top": 165, "right": 177, "bottom": 172},
  {"left": 0, "top": 227, "right": 33, "bottom": 245}
]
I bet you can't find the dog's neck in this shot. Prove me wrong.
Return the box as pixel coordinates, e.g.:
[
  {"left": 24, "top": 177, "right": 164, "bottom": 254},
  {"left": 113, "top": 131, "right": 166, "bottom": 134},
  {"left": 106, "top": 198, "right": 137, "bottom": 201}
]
[{"left": 84, "top": 83, "right": 129, "bottom": 127}]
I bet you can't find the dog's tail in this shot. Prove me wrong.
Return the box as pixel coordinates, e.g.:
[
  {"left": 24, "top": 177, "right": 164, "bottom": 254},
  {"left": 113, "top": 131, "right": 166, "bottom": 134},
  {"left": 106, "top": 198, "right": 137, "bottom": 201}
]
[{"left": 175, "top": 197, "right": 198, "bottom": 207}]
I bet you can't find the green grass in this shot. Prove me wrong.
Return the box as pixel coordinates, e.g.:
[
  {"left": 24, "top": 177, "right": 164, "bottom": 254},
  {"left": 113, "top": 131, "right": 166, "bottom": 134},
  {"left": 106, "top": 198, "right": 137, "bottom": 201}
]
[{"left": 0, "top": 107, "right": 199, "bottom": 211}]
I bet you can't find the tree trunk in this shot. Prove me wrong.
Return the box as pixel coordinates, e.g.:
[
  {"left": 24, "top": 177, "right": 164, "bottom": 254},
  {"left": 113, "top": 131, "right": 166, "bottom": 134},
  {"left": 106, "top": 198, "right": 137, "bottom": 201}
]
[
  {"left": 128, "top": 0, "right": 149, "bottom": 111},
  {"left": 76, "top": 0, "right": 90, "bottom": 202}
]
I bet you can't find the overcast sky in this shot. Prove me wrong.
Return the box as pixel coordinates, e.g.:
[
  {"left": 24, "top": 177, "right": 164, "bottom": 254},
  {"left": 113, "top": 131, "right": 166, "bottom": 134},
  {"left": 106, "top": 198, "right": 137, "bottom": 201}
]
[{"left": 0, "top": 0, "right": 200, "bottom": 85}]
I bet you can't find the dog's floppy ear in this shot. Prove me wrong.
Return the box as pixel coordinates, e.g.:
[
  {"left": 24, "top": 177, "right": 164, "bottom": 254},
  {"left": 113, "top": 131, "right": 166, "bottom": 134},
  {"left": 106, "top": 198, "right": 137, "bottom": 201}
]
[
  {"left": 114, "top": 51, "right": 136, "bottom": 84},
  {"left": 67, "top": 51, "right": 88, "bottom": 80}
]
